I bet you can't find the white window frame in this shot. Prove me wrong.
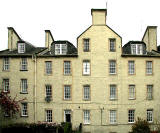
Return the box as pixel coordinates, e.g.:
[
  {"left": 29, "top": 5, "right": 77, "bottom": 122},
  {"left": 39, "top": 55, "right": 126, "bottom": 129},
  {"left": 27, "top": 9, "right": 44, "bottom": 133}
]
[
  {"left": 18, "top": 43, "right": 25, "bottom": 53},
  {"left": 21, "top": 103, "right": 28, "bottom": 117},
  {"left": 109, "top": 60, "right": 116, "bottom": 74},
  {"left": 55, "top": 44, "right": 67, "bottom": 55},
  {"left": 110, "top": 85, "right": 117, "bottom": 100},
  {"left": 83, "top": 60, "right": 90, "bottom": 75},
  {"left": 3, "top": 57, "right": 9, "bottom": 71},
  {"left": 147, "top": 85, "right": 153, "bottom": 100},
  {"left": 128, "top": 61, "right": 135, "bottom": 74},
  {"left": 20, "top": 58, "right": 27, "bottom": 71},
  {"left": 3, "top": 79, "right": 9, "bottom": 92},
  {"left": 64, "top": 110, "right": 71, "bottom": 122},
  {"left": 110, "top": 39, "right": 116, "bottom": 52},
  {"left": 64, "top": 61, "right": 71, "bottom": 75},
  {"left": 128, "top": 110, "right": 135, "bottom": 123},
  {"left": 21, "top": 79, "right": 28, "bottom": 93},
  {"left": 147, "top": 109, "right": 153, "bottom": 123},
  {"left": 129, "top": 85, "right": 135, "bottom": 100},
  {"left": 83, "top": 85, "right": 90, "bottom": 100},
  {"left": 45, "top": 85, "right": 52, "bottom": 98},
  {"left": 45, "top": 61, "right": 52, "bottom": 74},
  {"left": 83, "top": 110, "right": 90, "bottom": 124},
  {"left": 64, "top": 85, "right": 71, "bottom": 100},
  {"left": 110, "top": 110, "right": 117, "bottom": 124},
  {"left": 46, "top": 110, "right": 52, "bottom": 122},
  {"left": 83, "top": 39, "right": 90, "bottom": 52},
  {"left": 146, "top": 61, "right": 153, "bottom": 75},
  {"left": 131, "top": 44, "right": 143, "bottom": 55}
]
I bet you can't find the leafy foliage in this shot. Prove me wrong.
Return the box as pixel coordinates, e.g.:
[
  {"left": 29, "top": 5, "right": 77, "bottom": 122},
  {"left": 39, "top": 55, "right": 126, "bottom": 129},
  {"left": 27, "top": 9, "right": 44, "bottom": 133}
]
[
  {"left": 0, "top": 91, "right": 26, "bottom": 117},
  {"left": 131, "top": 117, "right": 150, "bottom": 133}
]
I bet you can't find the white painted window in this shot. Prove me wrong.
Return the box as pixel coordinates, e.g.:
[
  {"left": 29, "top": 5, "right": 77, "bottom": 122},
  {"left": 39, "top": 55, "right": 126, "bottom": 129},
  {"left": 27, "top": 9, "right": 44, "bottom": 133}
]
[
  {"left": 110, "top": 39, "right": 116, "bottom": 52},
  {"left": 20, "top": 58, "right": 27, "bottom": 70},
  {"left": 131, "top": 44, "right": 143, "bottom": 55},
  {"left": 147, "top": 85, "right": 153, "bottom": 100},
  {"left": 45, "top": 85, "right": 52, "bottom": 98},
  {"left": 21, "top": 79, "right": 28, "bottom": 93},
  {"left": 64, "top": 110, "right": 71, "bottom": 122},
  {"left": 55, "top": 44, "right": 67, "bottom": 55},
  {"left": 128, "top": 61, "right": 135, "bottom": 74},
  {"left": 83, "top": 39, "right": 90, "bottom": 52},
  {"left": 146, "top": 61, "right": 153, "bottom": 74},
  {"left": 64, "top": 61, "right": 71, "bottom": 75},
  {"left": 21, "top": 103, "right": 28, "bottom": 116},
  {"left": 109, "top": 60, "right": 116, "bottom": 74},
  {"left": 83, "top": 85, "right": 90, "bottom": 100},
  {"left": 84, "top": 110, "right": 90, "bottom": 124},
  {"left": 64, "top": 85, "right": 71, "bottom": 100},
  {"left": 46, "top": 110, "right": 52, "bottom": 122},
  {"left": 129, "top": 85, "right": 135, "bottom": 99},
  {"left": 83, "top": 60, "right": 90, "bottom": 75},
  {"left": 147, "top": 109, "right": 153, "bottom": 122},
  {"left": 3, "top": 79, "right": 9, "bottom": 92},
  {"left": 45, "top": 61, "right": 52, "bottom": 74},
  {"left": 3, "top": 57, "right": 9, "bottom": 70},
  {"left": 128, "top": 110, "right": 135, "bottom": 123},
  {"left": 110, "top": 85, "right": 116, "bottom": 100},
  {"left": 110, "top": 110, "right": 117, "bottom": 124},
  {"left": 18, "top": 43, "right": 25, "bottom": 53}
]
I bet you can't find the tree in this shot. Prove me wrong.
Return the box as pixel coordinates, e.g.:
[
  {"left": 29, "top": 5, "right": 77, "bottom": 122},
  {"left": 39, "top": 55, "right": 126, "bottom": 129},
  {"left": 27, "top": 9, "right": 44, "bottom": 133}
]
[
  {"left": 0, "top": 91, "right": 26, "bottom": 117},
  {"left": 131, "top": 117, "right": 150, "bottom": 133}
]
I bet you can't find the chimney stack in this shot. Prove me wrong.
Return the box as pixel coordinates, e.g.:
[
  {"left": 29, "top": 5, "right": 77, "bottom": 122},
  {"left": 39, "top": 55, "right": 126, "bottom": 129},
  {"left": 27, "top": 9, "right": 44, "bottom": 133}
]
[
  {"left": 8, "top": 27, "right": 21, "bottom": 51},
  {"left": 45, "top": 30, "right": 54, "bottom": 50},
  {"left": 142, "top": 26, "right": 157, "bottom": 52},
  {"left": 91, "top": 9, "right": 107, "bottom": 25}
]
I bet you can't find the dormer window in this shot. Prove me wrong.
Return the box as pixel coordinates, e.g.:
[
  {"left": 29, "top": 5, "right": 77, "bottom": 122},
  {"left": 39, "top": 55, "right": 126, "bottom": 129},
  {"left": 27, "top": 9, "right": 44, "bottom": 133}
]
[
  {"left": 55, "top": 44, "right": 67, "bottom": 55},
  {"left": 18, "top": 43, "right": 25, "bottom": 53},
  {"left": 131, "top": 44, "right": 143, "bottom": 55}
]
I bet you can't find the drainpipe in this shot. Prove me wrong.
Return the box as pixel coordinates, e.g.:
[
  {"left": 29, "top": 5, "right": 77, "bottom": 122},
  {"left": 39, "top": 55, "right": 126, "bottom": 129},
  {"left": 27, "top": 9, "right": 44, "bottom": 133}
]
[{"left": 32, "top": 54, "right": 37, "bottom": 123}]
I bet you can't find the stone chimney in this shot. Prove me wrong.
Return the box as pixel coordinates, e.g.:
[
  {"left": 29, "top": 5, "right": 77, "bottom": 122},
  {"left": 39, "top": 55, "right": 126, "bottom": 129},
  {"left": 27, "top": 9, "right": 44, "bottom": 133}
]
[
  {"left": 91, "top": 9, "right": 107, "bottom": 25},
  {"left": 8, "top": 27, "right": 21, "bottom": 51},
  {"left": 142, "top": 26, "right": 157, "bottom": 52},
  {"left": 45, "top": 30, "right": 54, "bottom": 50}
]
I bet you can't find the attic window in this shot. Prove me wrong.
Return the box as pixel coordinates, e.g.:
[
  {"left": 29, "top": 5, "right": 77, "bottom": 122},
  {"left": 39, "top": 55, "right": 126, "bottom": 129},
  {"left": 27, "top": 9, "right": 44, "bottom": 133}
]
[
  {"left": 18, "top": 43, "right": 25, "bottom": 53},
  {"left": 131, "top": 44, "right": 143, "bottom": 55},
  {"left": 55, "top": 44, "right": 67, "bottom": 55}
]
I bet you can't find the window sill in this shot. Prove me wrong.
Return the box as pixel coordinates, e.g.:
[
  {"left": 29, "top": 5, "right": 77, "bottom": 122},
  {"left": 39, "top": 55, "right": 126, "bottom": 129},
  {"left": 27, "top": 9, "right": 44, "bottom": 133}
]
[
  {"left": 128, "top": 122, "right": 135, "bottom": 124},
  {"left": 83, "top": 74, "right": 90, "bottom": 76},
  {"left": 20, "top": 92, "right": 28, "bottom": 94},
  {"left": 109, "top": 123, "right": 118, "bottom": 125},
  {"left": 2, "top": 70, "right": 10, "bottom": 72},
  {"left": 20, "top": 70, "right": 28, "bottom": 71},
  {"left": 64, "top": 74, "right": 72, "bottom": 76},
  {"left": 44, "top": 74, "right": 52, "bottom": 76},
  {"left": 83, "top": 99, "right": 91, "bottom": 101},
  {"left": 83, "top": 123, "right": 90, "bottom": 125},
  {"left": 109, "top": 73, "right": 116, "bottom": 75},
  {"left": 128, "top": 98, "right": 136, "bottom": 100},
  {"left": 110, "top": 99, "right": 117, "bottom": 101},
  {"left": 63, "top": 99, "right": 72, "bottom": 101},
  {"left": 21, "top": 115, "right": 28, "bottom": 117}
]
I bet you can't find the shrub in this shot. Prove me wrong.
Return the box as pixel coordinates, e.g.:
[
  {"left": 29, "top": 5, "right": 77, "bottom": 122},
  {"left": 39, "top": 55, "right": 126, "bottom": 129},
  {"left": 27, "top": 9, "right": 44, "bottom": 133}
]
[{"left": 131, "top": 117, "right": 150, "bottom": 133}]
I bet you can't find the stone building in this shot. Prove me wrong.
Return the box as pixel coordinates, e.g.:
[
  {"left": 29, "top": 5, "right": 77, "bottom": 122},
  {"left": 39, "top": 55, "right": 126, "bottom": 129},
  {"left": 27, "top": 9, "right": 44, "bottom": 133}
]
[{"left": 0, "top": 8, "right": 160, "bottom": 133}]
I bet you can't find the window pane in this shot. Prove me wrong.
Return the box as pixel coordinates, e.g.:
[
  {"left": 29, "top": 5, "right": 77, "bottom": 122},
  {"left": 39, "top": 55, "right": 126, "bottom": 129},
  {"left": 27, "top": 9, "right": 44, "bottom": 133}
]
[
  {"left": 109, "top": 60, "right": 116, "bottom": 74},
  {"left": 3, "top": 58, "right": 9, "bottom": 70},
  {"left": 147, "top": 109, "right": 153, "bottom": 122},
  {"left": 146, "top": 61, "right": 152, "bottom": 74},
  {"left": 46, "top": 85, "right": 52, "bottom": 97},
  {"left": 3, "top": 79, "right": 9, "bottom": 92},
  {"left": 21, "top": 58, "right": 27, "bottom": 70},
  {"left": 64, "top": 85, "right": 71, "bottom": 100},
  {"left": 84, "top": 85, "right": 90, "bottom": 100},
  {"left": 84, "top": 110, "right": 90, "bottom": 124},
  {"left": 55, "top": 44, "right": 67, "bottom": 55},
  {"left": 21, "top": 103, "right": 28, "bottom": 116},
  {"left": 83, "top": 60, "right": 90, "bottom": 75},
  {"left": 147, "top": 85, "right": 153, "bottom": 100},
  {"left": 64, "top": 61, "right": 71, "bottom": 75},
  {"left": 84, "top": 39, "right": 89, "bottom": 52},
  {"left": 110, "top": 39, "right": 115, "bottom": 52},
  {"left": 110, "top": 110, "right": 116, "bottom": 124},
  {"left": 21, "top": 79, "right": 27, "bottom": 93},
  {"left": 128, "top": 110, "right": 135, "bottom": 123},
  {"left": 45, "top": 61, "right": 52, "bottom": 74},
  {"left": 46, "top": 110, "right": 52, "bottom": 122},
  {"left": 128, "top": 61, "right": 135, "bottom": 74},
  {"left": 129, "top": 85, "right": 135, "bottom": 99},
  {"left": 110, "top": 85, "right": 116, "bottom": 100}
]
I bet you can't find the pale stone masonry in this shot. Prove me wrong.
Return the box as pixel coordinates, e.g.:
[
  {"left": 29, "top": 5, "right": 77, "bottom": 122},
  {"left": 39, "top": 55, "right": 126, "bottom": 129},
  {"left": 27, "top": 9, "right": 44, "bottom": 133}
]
[{"left": 0, "top": 8, "right": 160, "bottom": 133}]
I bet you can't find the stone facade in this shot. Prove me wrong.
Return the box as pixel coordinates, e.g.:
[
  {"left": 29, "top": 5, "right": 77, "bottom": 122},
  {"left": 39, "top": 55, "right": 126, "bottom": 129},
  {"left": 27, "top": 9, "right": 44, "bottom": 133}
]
[{"left": 0, "top": 8, "right": 160, "bottom": 133}]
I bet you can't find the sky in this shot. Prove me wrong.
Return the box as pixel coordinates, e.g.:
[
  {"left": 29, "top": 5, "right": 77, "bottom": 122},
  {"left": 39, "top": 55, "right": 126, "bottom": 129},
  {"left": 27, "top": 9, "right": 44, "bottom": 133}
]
[{"left": 0, "top": 0, "right": 160, "bottom": 50}]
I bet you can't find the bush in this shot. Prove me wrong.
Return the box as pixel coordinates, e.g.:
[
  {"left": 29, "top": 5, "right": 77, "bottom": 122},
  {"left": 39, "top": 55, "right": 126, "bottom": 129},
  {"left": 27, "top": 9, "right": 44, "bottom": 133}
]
[
  {"left": 64, "top": 122, "right": 72, "bottom": 133},
  {"left": 131, "top": 117, "right": 150, "bottom": 133}
]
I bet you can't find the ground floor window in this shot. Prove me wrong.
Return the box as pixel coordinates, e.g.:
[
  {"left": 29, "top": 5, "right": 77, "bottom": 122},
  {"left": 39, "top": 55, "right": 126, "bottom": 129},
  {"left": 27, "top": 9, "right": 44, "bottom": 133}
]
[
  {"left": 84, "top": 110, "right": 90, "bottom": 124},
  {"left": 64, "top": 110, "right": 71, "bottom": 122},
  {"left": 46, "top": 110, "right": 52, "bottom": 122}
]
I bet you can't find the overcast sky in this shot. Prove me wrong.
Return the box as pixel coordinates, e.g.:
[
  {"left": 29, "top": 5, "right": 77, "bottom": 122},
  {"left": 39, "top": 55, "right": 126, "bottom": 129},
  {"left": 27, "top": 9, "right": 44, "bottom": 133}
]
[{"left": 0, "top": 0, "right": 160, "bottom": 50}]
